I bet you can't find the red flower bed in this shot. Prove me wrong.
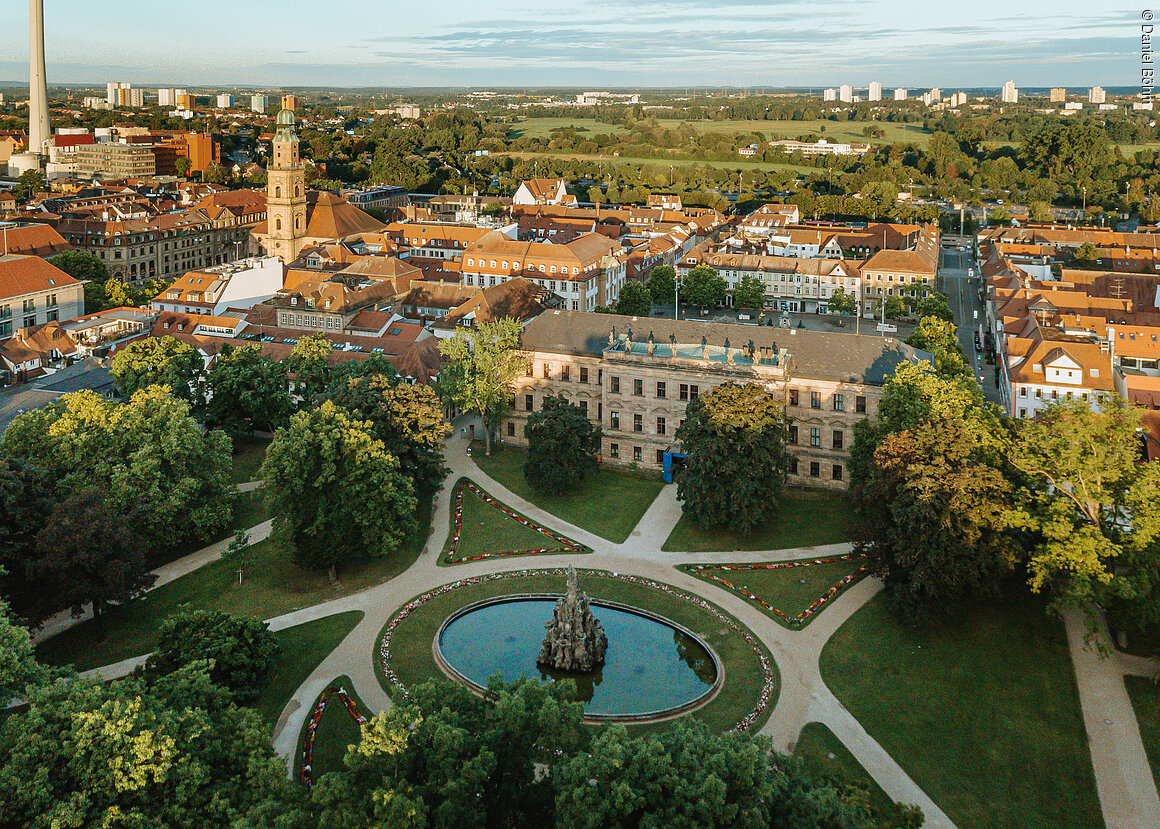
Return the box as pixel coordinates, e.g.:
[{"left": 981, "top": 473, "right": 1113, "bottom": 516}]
[
  {"left": 684, "top": 553, "right": 870, "bottom": 629},
  {"left": 444, "top": 478, "right": 588, "bottom": 564},
  {"left": 299, "top": 685, "right": 367, "bottom": 788}
]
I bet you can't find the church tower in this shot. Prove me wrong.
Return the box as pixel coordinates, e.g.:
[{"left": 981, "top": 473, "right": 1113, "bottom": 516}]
[{"left": 265, "top": 108, "right": 307, "bottom": 262}]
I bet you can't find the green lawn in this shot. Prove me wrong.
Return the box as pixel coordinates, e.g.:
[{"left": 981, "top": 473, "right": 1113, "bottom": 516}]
[
  {"left": 230, "top": 433, "right": 271, "bottom": 484},
  {"left": 441, "top": 479, "right": 589, "bottom": 565},
  {"left": 470, "top": 445, "right": 664, "bottom": 543},
  {"left": 507, "top": 117, "right": 930, "bottom": 146},
  {"left": 252, "top": 611, "right": 364, "bottom": 727},
  {"left": 376, "top": 570, "right": 778, "bottom": 735},
  {"left": 143, "top": 489, "right": 271, "bottom": 571},
  {"left": 662, "top": 492, "right": 854, "bottom": 552},
  {"left": 792, "top": 721, "right": 904, "bottom": 823},
  {"left": 36, "top": 493, "right": 431, "bottom": 672},
  {"left": 294, "top": 674, "right": 371, "bottom": 781},
  {"left": 681, "top": 556, "right": 868, "bottom": 629},
  {"left": 1125, "top": 675, "right": 1160, "bottom": 792},
  {"left": 820, "top": 595, "right": 1102, "bottom": 829}
]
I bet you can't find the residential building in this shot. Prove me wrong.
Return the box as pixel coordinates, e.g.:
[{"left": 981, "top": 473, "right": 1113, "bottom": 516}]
[
  {"left": 838, "top": 84, "right": 853, "bottom": 103},
  {"left": 893, "top": 88, "right": 907, "bottom": 101},
  {"left": 63, "top": 306, "right": 158, "bottom": 352},
  {"left": 74, "top": 142, "right": 156, "bottom": 179},
  {"left": 502, "top": 311, "right": 929, "bottom": 488},
  {"left": 0, "top": 254, "right": 84, "bottom": 337},
  {"left": 513, "top": 178, "right": 576, "bottom": 207},
  {"left": 1001, "top": 80, "right": 1019, "bottom": 104},
  {"left": 1090, "top": 87, "right": 1107, "bottom": 104},
  {"left": 680, "top": 242, "right": 858, "bottom": 313},
  {"left": 823, "top": 88, "right": 837, "bottom": 102},
  {"left": 251, "top": 94, "right": 269, "bottom": 113},
  {"left": 216, "top": 94, "right": 234, "bottom": 109},
  {"left": 175, "top": 93, "right": 194, "bottom": 111},
  {"left": 461, "top": 231, "right": 627, "bottom": 310},
  {"left": 341, "top": 185, "right": 408, "bottom": 213},
  {"left": 868, "top": 81, "right": 882, "bottom": 102},
  {"left": 0, "top": 321, "right": 81, "bottom": 380},
  {"left": 384, "top": 221, "right": 494, "bottom": 260},
  {"left": 281, "top": 94, "right": 299, "bottom": 112},
  {"left": 429, "top": 277, "right": 560, "bottom": 337},
  {"left": 949, "top": 92, "right": 967, "bottom": 108},
  {"left": 0, "top": 222, "right": 70, "bottom": 257},
  {"left": 157, "top": 88, "right": 185, "bottom": 107},
  {"left": 150, "top": 256, "right": 283, "bottom": 315},
  {"left": 1049, "top": 87, "right": 1067, "bottom": 103},
  {"left": 855, "top": 224, "right": 940, "bottom": 315},
  {"left": 928, "top": 87, "right": 941, "bottom": 102},
  {"left": 106, "top": 82, "right": 143, "bottom": 107}
]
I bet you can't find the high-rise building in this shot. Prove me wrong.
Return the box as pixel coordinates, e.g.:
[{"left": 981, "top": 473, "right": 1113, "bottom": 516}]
[
  {"left": 838, "top": 84, "right": 853, "bottom": 103},
  {"left": 281, "top": 94, "right": 299, "bottom": 112},
  {"left": 823, "top": 88, "right": 837, "bottom": 101},
  {"left": 1049, "top": 87, "right": 1067, "bottom": 102},
  {"left": 175, "top": 93, "right": 194, "bottom": 111},
  {"left": 216, "top": 94, "right": 234, "bottom": 109},
  {"left": 894, "top": 88, "right": 907, "bottom": 101},
  {"left": 106, "top": 83, "right": 144, "bottom": 108},
  {"left": 868, "top": 81, "right": 882, "bottom": 102},
  {"left": 157, "top": 88, "right": 186, "bottom": 107},
  {"left": 949, "top": 92, "right": 967, "bottom": 107},
  {"left": 251, "top": 94, "right": 269, "bottom": 113},
  {"left": 929, "top": 87, "right": 941, "bottom": 102},
  {"left": 1000, "top": 80, "right": 1018, "bottom": 104},
  {"left": 28, "top": 0, "right": 49, "bottom": 156},
  {"left": 1090, "top": 86, "right": 1107, "bottom": 104},
  {"left": 264, "top": 109, "right": 307, "bottom": 262}
]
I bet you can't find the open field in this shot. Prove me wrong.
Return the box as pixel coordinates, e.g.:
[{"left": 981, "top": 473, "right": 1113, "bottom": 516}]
[
  {"left": 508, "top": 117, "right": 930, "bottom": 146},
  {"left": 662, "top": 491, "right": 854, "bottom": 552},
  {"left": 497, "top": 151, "right": 816, "bottom": 175},
  {"left": 470, "top": 444, "right": 664, "bottom": 543},
  {"left": 820, "top": 595, "right": 1102, "bottom": 828}
]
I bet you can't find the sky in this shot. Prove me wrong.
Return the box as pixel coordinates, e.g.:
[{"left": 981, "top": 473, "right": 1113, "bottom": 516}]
[{"left": 0, "top": 0, "right": 1145, "bottom": 89}]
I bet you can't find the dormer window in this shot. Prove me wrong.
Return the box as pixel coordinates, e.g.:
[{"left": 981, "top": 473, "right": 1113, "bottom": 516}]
[{"left": 291, "top": 297, "right": 298, "bottom": 306}]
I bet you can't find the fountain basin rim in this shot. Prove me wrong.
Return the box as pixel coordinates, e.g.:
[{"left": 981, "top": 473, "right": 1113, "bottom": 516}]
[{"left": 433, "top": 592, "right": 725, "bottom": 724}]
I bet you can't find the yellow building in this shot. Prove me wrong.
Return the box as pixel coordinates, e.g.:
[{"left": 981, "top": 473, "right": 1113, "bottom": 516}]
[{"left": 281, "top": 94, "right": 299, "bottom": 112}]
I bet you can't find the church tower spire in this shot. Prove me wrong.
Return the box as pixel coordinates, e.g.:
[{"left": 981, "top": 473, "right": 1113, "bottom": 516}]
[{"left": 265, "top": 108, "right": 307, "bottom": 262}]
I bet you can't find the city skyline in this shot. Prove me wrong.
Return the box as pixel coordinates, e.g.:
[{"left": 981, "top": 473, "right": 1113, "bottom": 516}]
[{"left": 0, "top": 0, "right": 1140, "bottom": 89}]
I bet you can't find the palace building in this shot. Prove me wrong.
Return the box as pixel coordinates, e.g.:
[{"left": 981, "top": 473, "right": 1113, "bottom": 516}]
[{"left": 502, "top": 311, "right": 930, "bottom": 491}]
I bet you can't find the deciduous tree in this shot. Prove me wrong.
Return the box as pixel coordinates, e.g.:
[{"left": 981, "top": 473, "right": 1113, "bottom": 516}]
[
  {"left": 731, "top": 273, "right": 766, "bottom": 310},
  {"left": 436, "top": 318, "right": 525, "bottom": 456},
  {"left": 681, "top": 264, "right": 727, "bottom": 309},
  {"left": 613, "top": 281, "right": 652, "bottom": 316},
  {"left": 523, "top": 396, "right": 601, "bottom": 494},
  {"left": 32, "top": 486, "right": 155, "bottom": 632},
  {"left": 329, "top": 375, "right": 448, "bottom": 493},
  {"left": 145, "top": 608, "right": 280, "bottom": 703},
  {"left": 109, "top": 336, "right": 204, "bottom": 402},
  {"left": 646, "top": 265, "right": 677, "bottom": 306},
  {"left": 205, "top": 343, "right": 293, "bottom": 432},
  {"left": 675, "top": 382, "right": 790, "bottom": 532},
  {"left": 288, "top": 333, "right": 333, "bottom": 409},
  {"left": 262, "top": 401, "right": 417, "bottom": 580}
]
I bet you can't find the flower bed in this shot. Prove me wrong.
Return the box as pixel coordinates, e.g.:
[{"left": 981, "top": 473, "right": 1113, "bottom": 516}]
[
  {"left": 682, "top": 553, "right": 870, "bottom": 629},
  {"left": 377, "top": 568, "right": 777, "bottom": 732},
  {"left": 443, "top": 478, "right": 589, "bottom": 564},
  {"left": 300, "top": 685, "right": 367, "bottom": 788}
]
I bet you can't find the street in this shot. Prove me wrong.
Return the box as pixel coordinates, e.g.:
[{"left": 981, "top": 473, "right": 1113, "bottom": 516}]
[{"left": 939, "top": 247, "right": 1001, "bottom": 403}]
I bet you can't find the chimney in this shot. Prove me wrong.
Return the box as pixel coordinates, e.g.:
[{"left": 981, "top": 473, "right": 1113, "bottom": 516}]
[{"left": 27, "top": 0, "right": 50, "bottom": 158}]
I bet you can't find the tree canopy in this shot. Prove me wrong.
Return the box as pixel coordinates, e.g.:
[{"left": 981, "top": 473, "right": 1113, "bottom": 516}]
[
  {"left": 2, "top": 386, "right": 234, "bottom": 551},
  {"left": 522, "top": 396, "right": 601, "bottom": 494},
  {"left": 145, "top": 608, "right": 280, "bottom": 704},
  {"left": 681, "top": 265, "right": 728, "bottom": 308},
  {"left": 205, "top": 343, "right": 293, "bottom": 433},
  {"left": 646, "top": 265, "right": 677, "bottom": 306},
  {"left": 613, "top": 281, "right": 653, "bottom": 316},
  {"left": 675, "top": 382, "right": 791, "bottom": 532},
  {"left": 109, "top": 336, "right": 204, "bottom": 402},
  {"left": 262, "top": 400, "right": 417, "bottom": 579},
  {"left": 329, "top": 374, "right": 448, "bottom": 494},
  {"left": 436, "top": 318, "right": 525, "bottom": 455},
  {"left": 732, "top": 273, "right": 766, "bottom": 310}
]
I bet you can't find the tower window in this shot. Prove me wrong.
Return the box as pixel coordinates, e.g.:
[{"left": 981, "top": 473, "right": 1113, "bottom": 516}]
[{"left": 275, "top": 186, "right": 281, "bottom": 199}]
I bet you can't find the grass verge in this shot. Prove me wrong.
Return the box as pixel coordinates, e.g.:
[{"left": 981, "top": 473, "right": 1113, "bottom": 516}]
[
  {"left": 252, "top": 611, "right": 364, "bottom": 727},
  {"left": 662, "top": 491, "right": 854, "bottom": 552},
  {"left": 470, "top": 444, "right": 664, "bottom": 543},
  {"left": 374, "top": 569, "right": 777, "bottom": 735},
  {"left": 1125, "top": 675, "right": 1160, "bottom": 792},
  {"left": 792, "top": 721, "right": 906, "bottom": 823},
  {"left": 819, "top": 594, "right": 1102, "bottom": 828}
]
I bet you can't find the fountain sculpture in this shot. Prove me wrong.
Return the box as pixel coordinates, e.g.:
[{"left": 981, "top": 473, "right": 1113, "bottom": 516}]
[{"left": 537, "top": 568, "right": 608, "bottom": 672}]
